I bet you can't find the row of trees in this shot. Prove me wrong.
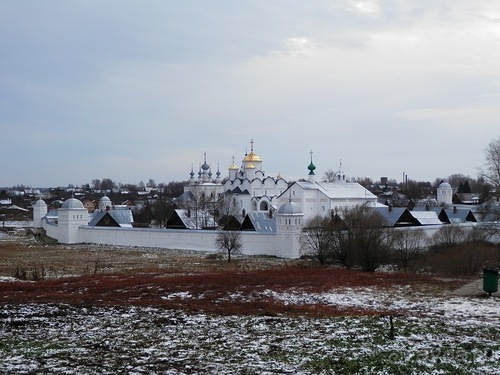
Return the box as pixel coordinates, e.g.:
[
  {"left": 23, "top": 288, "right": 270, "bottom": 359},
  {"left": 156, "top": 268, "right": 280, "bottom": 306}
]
[
  {"left": 301, "top": 205, "right": 394, "bottom": 272},
  {"left": 300, "top": 204, "right": 494, "bottom": 273}
]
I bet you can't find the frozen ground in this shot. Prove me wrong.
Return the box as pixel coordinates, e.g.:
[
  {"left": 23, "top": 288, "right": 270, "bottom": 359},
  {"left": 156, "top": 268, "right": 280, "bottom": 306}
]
[{"left": 1, "top": 287, "right": 499, "bottom": 374}]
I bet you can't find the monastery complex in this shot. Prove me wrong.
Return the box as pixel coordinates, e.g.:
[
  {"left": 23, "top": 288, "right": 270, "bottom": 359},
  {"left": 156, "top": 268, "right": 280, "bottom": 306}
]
[{"left": 32, "top": 140, "right": 478, "bottom": 259}]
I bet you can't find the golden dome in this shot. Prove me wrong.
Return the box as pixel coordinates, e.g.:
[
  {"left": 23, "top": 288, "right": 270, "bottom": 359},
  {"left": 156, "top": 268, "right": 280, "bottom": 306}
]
[
  {"left": 246, "top": 163, "right": 256, "bottom": 169},
  {"left": 242, "top": 152, "right": 262, "bottom": 163},
  {"left": 228, "top": 155, "right": 239, "bottom": 170}
]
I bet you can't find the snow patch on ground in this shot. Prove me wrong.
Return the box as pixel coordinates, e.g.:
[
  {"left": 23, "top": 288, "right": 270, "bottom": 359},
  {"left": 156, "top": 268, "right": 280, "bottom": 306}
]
[{"left": 1, "top": 288, "right": 499, "bottom": 374}]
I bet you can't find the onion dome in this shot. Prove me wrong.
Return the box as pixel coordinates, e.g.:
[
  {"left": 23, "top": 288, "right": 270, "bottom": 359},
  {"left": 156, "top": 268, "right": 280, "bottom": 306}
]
[
  {"left": 242, "top": 139, "right": 262, "bottom": 163},
  {"left": 243, "top": 152, "right": 262, "bottom": 163},
  {"left": 201, "top": 152, "right": 210, "bottom": 171},
  {"left": 308, "top": 150, "right": 316, "bottom": 175},
  {"left": 229, "top": 155, "right": 239, "bottom": 170}
]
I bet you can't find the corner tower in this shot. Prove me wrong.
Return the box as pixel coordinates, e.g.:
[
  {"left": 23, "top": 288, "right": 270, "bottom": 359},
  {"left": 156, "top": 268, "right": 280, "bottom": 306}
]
[
  {"left": 33, "top": 198, "right": 48, "bottom": 229},
  {"left": 58, "top": 198, "right": 88, "bottom": 243},
  {"left": 276, "top": 200, "right": 304, "bottom": 259}
]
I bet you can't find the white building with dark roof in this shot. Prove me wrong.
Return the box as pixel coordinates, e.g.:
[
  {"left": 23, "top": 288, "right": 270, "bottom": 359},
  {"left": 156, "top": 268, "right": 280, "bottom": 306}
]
[
  {"left": 34, "top": 195, "right": 134, "bottom": 243},
  {"left": 277, "top": 156, "right": 378, "bottom": 223}
]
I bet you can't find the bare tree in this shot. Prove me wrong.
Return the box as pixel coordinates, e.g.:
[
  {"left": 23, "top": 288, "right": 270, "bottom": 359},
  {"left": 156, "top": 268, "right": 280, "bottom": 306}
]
[
  {"left": 215, "top": 193, "right": 242, "bottom": 228},
  {"left": 165, "top": 181, "right": 187, "bottom": 199},
  {"left": 481, "top": 136, "right": 500, "bottom": 200},
  {"left": 478, "top": 137, "right": 500, "bottom": 239},
  {"left": 301, "top": 215, "right": 334, "bottom": 264},
  {"left": 92, "top": 179, "right": 101, "bottom": 191},
  {"left": 151, "top": 197, "right": 174, "bottom": 227},
  {"left": 428, "top": 224, "right": 470, "bottom": 250},
  {"left": 353, "top": 177, "right": 373, "bottom": 187},
  {"left": 100, "top": 178, "right": 116, "bottom": 191},
  {"left": 390, "top": 228, "right": 427, "bottom": 272},
  {"left": 323, "top": 169, "right": 336, "bottom": 182},
  {"left": 333, "top": 204, "right": 392, "bottom": 272},
  {"left": 215, "top": 230, "right": 242, "bottom": 263}
]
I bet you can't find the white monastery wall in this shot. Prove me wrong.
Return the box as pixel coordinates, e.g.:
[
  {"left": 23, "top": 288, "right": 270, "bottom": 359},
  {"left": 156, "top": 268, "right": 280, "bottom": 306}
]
[
  {"left": 78, "top": 227, "right": 277, "bottom": 257},
  {"left": 392, "top": 223, "right": 478, "bottom": 248},
  {"left": 44, "top": 222, "right": 59, "bottom": 241}
]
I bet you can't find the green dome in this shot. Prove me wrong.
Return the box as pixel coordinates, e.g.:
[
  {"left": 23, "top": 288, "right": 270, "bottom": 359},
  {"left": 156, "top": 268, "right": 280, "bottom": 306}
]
[{"left": 308, "top": 161, "right": 316, "bottom": 175}]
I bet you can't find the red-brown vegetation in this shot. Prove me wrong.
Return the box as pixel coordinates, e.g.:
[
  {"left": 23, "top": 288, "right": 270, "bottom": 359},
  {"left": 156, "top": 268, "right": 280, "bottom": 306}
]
[
  {"left": 0, "top": 267, "right": 462, "bottom": 317},
  {"left": 0, "top": 238, "right": 472, "bottom": 317}
]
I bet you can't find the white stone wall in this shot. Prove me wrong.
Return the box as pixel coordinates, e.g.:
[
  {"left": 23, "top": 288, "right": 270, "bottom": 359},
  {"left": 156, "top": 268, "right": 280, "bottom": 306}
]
[
  {"left": 78, "top": 227, "right": 280, "bottom": 257},
  {"left": 44, "top": 222, "right": 59, "bottom": 240}
]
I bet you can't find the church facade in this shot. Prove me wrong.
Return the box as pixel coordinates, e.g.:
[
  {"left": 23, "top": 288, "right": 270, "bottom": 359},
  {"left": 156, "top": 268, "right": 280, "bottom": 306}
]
[{"left": 223, "top": 140, "right": 288, "bottom": 215}]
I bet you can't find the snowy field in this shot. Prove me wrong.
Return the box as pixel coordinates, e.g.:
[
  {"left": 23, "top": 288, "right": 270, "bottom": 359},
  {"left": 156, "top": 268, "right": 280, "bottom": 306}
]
[{"left": 1, "top": 288, "right": 499, "bottom": 374}]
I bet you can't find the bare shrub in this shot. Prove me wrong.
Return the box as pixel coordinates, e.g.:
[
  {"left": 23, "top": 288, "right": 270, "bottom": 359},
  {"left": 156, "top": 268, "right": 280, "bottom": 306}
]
[
  {"left": 14, "top": 264, "right": 46, "bottom": 281},
  {"left": 390, "top": 228, "right": 427, "bottom": 272},
  {"left": 419, "top": 242, "right": 500, "bottom": 276},
  {"left": 428, "top": 225, "right": 470, "bottom": 250},
  {"left": 301, "top": 215, "right": 335, "bottom": 265}
]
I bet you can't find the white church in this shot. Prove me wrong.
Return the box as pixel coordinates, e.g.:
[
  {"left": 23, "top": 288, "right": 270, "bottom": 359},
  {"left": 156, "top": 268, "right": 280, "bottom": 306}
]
[
  {"left": 183, "top": 140, "right": 288, "bottom": 216},
  {"left": 33, "top": 141, "right": 381, "bottom": 259}
]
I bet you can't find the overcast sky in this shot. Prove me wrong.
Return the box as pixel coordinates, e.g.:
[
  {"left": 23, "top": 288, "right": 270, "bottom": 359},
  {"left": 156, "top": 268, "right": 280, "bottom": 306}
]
[{"left": 1, "top": 1, "right": 499, "bottom": 188}]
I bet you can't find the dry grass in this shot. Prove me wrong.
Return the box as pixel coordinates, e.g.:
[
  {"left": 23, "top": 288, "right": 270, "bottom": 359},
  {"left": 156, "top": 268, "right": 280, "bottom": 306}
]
[
  {"left": 0, "top": 232, "right": 470, "bottom": 317},
  {"left": 0, "top": 234, "right": 284, "bottom": 278}
]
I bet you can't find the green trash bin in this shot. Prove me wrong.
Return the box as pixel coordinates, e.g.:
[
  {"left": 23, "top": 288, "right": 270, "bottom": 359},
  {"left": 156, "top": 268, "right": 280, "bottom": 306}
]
[{"left": 483, "top": 267, "right": 499, "bottom": 296}]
